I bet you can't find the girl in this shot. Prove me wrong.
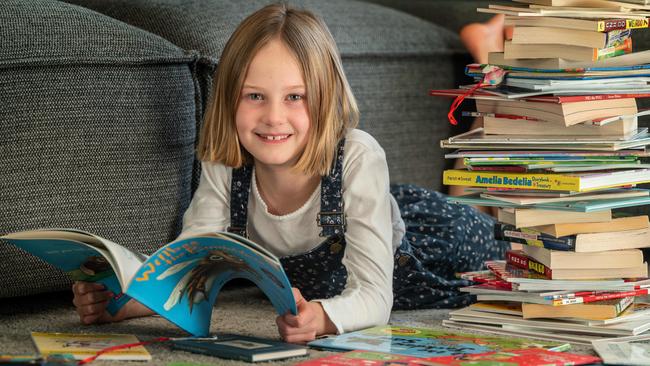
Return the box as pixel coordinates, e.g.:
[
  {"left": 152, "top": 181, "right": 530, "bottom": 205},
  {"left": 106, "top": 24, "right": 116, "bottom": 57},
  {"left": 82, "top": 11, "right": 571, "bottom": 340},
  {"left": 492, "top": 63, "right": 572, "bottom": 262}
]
[{"left": 72, "top": 3, "right": 507, "bottom": 343}]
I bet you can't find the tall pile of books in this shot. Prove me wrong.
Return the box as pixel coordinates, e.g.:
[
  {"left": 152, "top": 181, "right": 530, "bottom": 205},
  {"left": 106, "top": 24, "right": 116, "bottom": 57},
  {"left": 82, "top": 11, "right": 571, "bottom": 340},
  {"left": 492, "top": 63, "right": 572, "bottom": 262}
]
[{"left": 430, "top": 0, "right": 650, "bottom": 347}]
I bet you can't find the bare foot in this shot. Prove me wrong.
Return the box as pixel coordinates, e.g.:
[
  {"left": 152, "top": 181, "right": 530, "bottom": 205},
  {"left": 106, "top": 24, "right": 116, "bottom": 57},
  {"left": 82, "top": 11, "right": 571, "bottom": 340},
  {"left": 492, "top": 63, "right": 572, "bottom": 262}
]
[{"left": 459, "top": 14, "right": 508, "bottom": 64}]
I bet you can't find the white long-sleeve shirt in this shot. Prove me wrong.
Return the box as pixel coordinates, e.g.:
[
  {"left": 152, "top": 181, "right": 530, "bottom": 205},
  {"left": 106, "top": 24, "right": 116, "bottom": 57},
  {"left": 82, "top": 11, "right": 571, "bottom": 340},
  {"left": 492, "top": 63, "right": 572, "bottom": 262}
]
[{"left": 178, "top": 129, "right": 406, "bottom": 333}]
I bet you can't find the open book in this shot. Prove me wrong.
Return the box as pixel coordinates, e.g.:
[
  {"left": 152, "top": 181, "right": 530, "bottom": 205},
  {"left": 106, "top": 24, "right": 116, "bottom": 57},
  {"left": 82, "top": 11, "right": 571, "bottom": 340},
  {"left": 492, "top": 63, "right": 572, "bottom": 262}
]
[{"left": 1, "top": 229, "right": 296, "bottom": 337}]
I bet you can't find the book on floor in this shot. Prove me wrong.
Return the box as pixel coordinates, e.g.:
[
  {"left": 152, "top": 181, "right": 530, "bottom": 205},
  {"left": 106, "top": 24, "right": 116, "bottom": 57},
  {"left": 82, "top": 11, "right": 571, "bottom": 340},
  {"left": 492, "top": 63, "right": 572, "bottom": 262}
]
[
  {"left": 449, "top": 306, "right": 650, "bottom": 337},
  {"left": 30, "top": 332, "right": 151, "bottom": 361},
  {"left": 295, "top": 350, "right": 425, "bottom": 366},
  {"left": 503, "top": 37, "right": 632, "bottom": 61},
  {"left": 504, "top": 16, "right": 649, "bottom": 32},
  {"left": 306, "top": 325, "right": 567, "bottom": 358},
  {"left": 531, "top": 215, "right": 649, "bottom": 237},
  {"left": 475, "top": 97, "right": 638, "bottom": 126},
  {"left": 170, "top": 334, "right": 307, "bottom": 363},
  {"left": 481, "top": 188, "right": 649, "bottom": 205},
  {"left": 1, "top": 229, "right": 296, "bottom": 337},
  {"left": 497, "top": 222, "right": 650, "bottom": 252},
  {"left": 497, "top": 207, "right": 611, "bottom": 228},
  {"left": 522, "top": 296, "right": 634, "bottom": 320},
  {"left": 511, "top": 26, "right": 630, "bottom": 48},
  {"left": 592, "top": 333, "right": 650, "bottom": 365},
  {"left": 482, "top": 115, "right": 637, "bottom": 136}
]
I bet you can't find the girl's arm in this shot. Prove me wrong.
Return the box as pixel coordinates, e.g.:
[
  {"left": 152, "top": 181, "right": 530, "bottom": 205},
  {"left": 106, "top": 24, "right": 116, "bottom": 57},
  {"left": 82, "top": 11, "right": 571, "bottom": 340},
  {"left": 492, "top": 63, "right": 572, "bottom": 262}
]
[
  {"left": 176, "top": 162, "right": 232, "bottom": 239},
  {"left": 315, "top": 132, "right": 395, "bottom": 334}
]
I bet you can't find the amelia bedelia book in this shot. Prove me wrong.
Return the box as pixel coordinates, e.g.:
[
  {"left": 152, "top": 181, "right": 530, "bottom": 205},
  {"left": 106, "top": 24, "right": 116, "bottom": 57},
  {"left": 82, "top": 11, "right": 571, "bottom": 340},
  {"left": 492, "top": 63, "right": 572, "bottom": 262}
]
[
  {"left": 1, "top": 229, "right": 296, "bottom": 337},
  {"left": 307, "top": 326, "right": 569, "bottom": 358}
]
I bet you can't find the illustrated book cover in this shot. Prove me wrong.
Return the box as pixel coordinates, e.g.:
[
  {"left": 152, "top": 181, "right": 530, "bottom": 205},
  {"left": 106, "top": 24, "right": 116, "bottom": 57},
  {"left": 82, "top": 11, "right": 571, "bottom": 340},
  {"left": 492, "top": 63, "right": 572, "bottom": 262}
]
[
  {"left": 170, "top": 334, "right": 308, "bottom": 362},
  {"left": 306, "top": 325, "right": 567, "bottom": 358},
  {"left": 2, "top": 229, "right": 296, "bottom": 336},
  {"left": 30, "top": 332, "right": 151, "bottom": 361}
]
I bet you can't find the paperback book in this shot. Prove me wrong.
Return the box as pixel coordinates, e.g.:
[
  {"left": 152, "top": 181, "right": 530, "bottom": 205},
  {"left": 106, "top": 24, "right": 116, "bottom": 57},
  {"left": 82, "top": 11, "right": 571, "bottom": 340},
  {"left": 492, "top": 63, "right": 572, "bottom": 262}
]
[
  {"left": 2, "top": 229, "right": 296, "bottom": 337},
  {"left": 307, "top": 325, "right": 566, "bottom": 358},
  {"left": 30, "top": 332, "right": 151, "bottom": 361}
]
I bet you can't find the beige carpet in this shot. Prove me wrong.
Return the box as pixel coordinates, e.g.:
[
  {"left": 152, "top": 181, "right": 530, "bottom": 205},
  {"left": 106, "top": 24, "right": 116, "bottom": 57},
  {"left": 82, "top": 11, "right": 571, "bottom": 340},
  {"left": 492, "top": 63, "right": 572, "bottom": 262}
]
[{"left": 0, "top": 285, "right": 597, "bottom": 365}]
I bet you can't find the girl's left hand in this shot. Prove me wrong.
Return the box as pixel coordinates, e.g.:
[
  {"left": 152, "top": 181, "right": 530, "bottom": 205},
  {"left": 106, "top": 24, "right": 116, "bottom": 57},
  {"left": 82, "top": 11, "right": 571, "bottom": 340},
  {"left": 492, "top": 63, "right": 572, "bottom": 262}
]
[{"left": 276, "top": 288, "right": 337, "bottom": 343}]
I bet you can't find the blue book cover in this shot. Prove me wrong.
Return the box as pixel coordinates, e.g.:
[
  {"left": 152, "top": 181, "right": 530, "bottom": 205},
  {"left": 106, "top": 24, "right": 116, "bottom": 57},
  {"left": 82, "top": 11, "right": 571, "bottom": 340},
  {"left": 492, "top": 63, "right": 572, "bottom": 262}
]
[
  {"left": 447, "top": 193, "right": 650, "bottom": 212},
  {"left": 171, "top": 334, "right": 307, "bottom": 362},
  {"left": 308, "top": 326, "right": 567, "bottom": 358},
  {"left": 1, "top": 230, "right": 296, "bottom": 337}
]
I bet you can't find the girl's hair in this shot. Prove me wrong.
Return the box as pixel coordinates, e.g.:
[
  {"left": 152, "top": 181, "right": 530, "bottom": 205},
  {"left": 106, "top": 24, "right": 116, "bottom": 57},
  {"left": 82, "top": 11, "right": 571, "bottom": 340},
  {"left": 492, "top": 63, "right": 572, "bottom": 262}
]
[{"left": 197, "top": 3, "right": 359, "bottom": 176}]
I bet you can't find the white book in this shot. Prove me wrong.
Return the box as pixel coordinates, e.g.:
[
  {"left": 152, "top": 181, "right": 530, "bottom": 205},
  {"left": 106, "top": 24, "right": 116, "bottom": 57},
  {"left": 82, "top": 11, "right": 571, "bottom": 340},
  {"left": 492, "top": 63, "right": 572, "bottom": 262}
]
[
  {"left": 442, "top": 320, "right": 595, "bottom": 345},
  {"left": 592, "top": 334, "right": 650, "bottom": 365}
]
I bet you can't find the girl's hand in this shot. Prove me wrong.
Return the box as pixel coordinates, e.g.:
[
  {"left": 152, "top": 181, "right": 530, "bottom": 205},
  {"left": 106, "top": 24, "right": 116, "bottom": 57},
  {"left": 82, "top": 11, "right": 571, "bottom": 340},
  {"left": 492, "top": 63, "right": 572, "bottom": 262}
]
[
  {"left": 275, "top": 288, "right": 337, "bottom": 343},
  {"left": 72, "top": 281, "right": 152, "bottom": 324}
]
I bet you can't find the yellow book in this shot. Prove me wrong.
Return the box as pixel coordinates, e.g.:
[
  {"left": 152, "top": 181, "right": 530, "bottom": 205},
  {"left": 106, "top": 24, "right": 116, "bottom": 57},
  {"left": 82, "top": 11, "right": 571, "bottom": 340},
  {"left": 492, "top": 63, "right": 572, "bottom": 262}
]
[
  {"left": 30, "top": 332, "right": 152, "bottom": 361},
  {"left": 443, "top": 169, "right": 650, "bottom": 192}
]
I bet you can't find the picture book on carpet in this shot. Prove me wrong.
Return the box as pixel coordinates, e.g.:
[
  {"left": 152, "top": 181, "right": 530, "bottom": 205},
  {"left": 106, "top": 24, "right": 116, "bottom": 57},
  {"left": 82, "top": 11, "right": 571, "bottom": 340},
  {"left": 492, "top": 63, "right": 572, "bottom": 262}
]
[
  {"left": 307, "top": 325, "right": 567, "bottom": 358},
  {"left": 30, "top": 332, "right": 151, "bottom": 361},
  {"left": 2, "top": 229, "right": 296, "bottom": 336},
  {"left": 171, "top": 334, "right": 308, "bottom": 362}
]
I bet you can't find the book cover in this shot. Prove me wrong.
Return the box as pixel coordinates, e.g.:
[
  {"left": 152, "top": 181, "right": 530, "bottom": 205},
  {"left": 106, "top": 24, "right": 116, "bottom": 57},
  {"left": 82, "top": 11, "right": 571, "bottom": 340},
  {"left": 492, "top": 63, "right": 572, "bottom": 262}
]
[
  {"left": 447, "top": 192, "right": 650, "bottom": 212},
  {"left": 592, "top": 334, "right": 650, "bottom": 365},
  {"left": 495, "top": 223, "right": 576, "bottom": 251},
  {"left": 2, "top": 230, "right": 297, "bottom": 337},
  {"left": 444, "top": 168, "right": 650, "bottom": 192},
  {"left": 307, "top": 326, "right": 566, "bottom": 358},
  {"left": 30, "top": 332, "right": 151, "bottom": 361},
  {"left": 522, "top": 296, "right": 634, "bottom": 320},
  {"left": 418, "top": 348, "right": 601, "bottom": 365},
  {"left": 171, "top": 334, "right": 307, "bottom": 362},
  {"left": 295, "top": 350, "right": 424, "bottom": 366}
]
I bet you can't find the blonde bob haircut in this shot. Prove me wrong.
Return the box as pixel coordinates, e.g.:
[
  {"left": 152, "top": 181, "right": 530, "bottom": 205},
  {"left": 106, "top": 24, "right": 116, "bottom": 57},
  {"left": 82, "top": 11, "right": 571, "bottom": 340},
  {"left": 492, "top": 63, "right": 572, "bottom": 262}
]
[{"left": 197, "top": 3, "right": 359, "bottom": 176}]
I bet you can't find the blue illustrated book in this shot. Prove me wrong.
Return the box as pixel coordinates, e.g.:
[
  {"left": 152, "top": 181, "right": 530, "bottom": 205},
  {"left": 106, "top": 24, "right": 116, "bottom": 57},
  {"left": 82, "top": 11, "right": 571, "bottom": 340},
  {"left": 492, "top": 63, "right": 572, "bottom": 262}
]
[
  {"left": 0, "top": 229, "right": 296, "bottom": 337},
  {"left": 307, "top": 325, "right": 568, "bottom": 358}
]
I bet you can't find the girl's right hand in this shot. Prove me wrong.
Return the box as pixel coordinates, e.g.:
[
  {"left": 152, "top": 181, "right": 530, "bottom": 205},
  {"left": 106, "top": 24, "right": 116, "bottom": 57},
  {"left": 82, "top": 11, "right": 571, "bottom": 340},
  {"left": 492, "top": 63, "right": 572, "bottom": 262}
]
[{"left": 72, "top": 282, "right": 155, "bottom": 324}]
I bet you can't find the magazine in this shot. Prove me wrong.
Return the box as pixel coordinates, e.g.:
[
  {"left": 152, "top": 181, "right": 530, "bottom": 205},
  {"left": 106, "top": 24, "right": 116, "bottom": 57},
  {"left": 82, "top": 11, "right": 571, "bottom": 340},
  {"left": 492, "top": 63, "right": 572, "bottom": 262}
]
[{"left": 2, "top": 229, "right": 296, "bottom": 336}]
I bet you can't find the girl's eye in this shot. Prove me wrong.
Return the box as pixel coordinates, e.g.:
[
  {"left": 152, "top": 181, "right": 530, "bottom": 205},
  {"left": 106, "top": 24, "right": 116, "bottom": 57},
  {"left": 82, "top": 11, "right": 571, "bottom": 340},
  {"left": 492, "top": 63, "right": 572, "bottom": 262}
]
[
  {"left": 287, "top": 94, "right": 304, "bottom": 102},
  {"left": 247, "top": 93, "right": 263, "bottom": 101}
]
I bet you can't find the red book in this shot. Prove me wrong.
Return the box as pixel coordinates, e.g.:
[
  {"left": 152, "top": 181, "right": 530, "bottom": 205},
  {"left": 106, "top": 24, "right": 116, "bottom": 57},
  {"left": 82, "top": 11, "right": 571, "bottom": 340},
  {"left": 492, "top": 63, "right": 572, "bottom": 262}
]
[
  {"left": 506, "top": 249, "right": 553, "bottom": 279},
  {"left": 419, "top": 348, "right": 601, "bottom": 366}
]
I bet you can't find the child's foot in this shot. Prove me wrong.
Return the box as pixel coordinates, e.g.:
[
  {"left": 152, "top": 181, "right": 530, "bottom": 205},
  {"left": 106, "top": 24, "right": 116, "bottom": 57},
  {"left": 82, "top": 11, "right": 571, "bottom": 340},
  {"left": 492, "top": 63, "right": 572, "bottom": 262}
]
[{"left": 459, "top": 14, "right": 507, "bottom": 64}]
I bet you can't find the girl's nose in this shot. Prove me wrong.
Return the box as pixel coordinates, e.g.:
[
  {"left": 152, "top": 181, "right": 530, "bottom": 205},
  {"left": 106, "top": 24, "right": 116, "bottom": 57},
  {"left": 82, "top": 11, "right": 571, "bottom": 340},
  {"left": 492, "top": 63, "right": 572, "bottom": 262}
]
[{"left": 263, "top": 101, "right": 285, "bottom": 126}]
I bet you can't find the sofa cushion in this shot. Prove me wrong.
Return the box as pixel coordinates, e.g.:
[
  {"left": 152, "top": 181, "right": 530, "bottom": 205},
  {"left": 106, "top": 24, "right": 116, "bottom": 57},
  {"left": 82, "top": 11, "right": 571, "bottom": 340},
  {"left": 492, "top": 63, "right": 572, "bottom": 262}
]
[
  {"left": 0, "top": 0, "right": 200, "bottom": 297},
  {"left": 64, "top": 0, "right": 466, "bottom": 189}
]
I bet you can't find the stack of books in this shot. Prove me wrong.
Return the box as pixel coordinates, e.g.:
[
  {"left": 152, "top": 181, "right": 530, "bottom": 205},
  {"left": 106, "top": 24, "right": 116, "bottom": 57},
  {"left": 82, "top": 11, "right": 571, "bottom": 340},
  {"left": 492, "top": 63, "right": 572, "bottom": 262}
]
[{"left": 429, "top": 0, "right": 650, "bottom": 346}]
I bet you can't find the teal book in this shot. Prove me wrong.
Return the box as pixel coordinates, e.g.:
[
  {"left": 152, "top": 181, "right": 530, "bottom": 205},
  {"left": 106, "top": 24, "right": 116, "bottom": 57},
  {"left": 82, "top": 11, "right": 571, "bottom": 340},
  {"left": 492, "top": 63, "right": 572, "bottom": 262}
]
[
  {"left": 307, "top": 326, "right": 568, "bottom": 358},
  {"left": 171, "top": 334, "right": 308, "bottom": 362},
  {"left": 0, "top": 229, "right": 296, "bottom": 337},
  {"left": 447, "top": 193, "right": 650, "bottom": 212}
]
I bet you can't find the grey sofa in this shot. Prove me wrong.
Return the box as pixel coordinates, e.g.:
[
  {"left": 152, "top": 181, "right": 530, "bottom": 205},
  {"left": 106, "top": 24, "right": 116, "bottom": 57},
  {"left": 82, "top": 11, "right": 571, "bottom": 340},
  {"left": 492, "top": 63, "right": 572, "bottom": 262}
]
[{"left": 0, "top": 0, "right": 481, "bottom": 299}]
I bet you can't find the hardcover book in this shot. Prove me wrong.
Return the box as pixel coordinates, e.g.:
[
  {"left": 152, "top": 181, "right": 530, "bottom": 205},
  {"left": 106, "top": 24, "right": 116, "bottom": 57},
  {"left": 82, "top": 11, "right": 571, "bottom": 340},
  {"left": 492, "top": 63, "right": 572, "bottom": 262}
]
[
  {"left": 2, "top": 229, "right": 296, "bottom": 337},
  {"left": 30, "top": 332, "right": 151, "bottom": 361},
  {"left": 170, "top": 334, "right": 307, "bottom": 362},
  {"left": 307, "top": 325, "right": 566, "bottom": 358}
]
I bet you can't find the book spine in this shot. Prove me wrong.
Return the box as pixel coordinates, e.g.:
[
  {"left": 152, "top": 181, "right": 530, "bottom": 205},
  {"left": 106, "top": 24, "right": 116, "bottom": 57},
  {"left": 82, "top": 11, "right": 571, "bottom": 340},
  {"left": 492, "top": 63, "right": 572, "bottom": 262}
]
[
  {"left": 597, "top": 18, "right": 649, "bottom": 32},
  {"left": 594, "top": 37, "right": 632, "bottom": 61},
  {"left": 443, "top": 169, "right": 580, "bottom": 191},
  {"left": 552, "top": 289, "right": 648, "bottom": 306},
  {"left": 506, "top": 249, "right": 553, "bottom": 279},
  {"left": 495, "top": 223, "right": 576, "bottom": 251},
  {"left": 539, "top": 94, "right": 650, "bottom": 104}
]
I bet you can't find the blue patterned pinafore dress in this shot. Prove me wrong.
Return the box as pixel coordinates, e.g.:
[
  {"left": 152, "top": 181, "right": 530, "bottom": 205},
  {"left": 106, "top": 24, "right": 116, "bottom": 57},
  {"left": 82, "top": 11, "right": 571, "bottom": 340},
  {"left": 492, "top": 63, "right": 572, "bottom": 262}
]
[{"left": 227, "top": 139, "right": 509, "bottom": 309}]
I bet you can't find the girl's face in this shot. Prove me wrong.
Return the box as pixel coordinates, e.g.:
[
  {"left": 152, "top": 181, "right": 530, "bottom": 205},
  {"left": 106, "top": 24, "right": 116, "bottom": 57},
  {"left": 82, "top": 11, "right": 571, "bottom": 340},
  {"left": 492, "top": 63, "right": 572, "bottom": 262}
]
[{"left": 236, "top": 38, "right": 311, "bottom": 172}]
